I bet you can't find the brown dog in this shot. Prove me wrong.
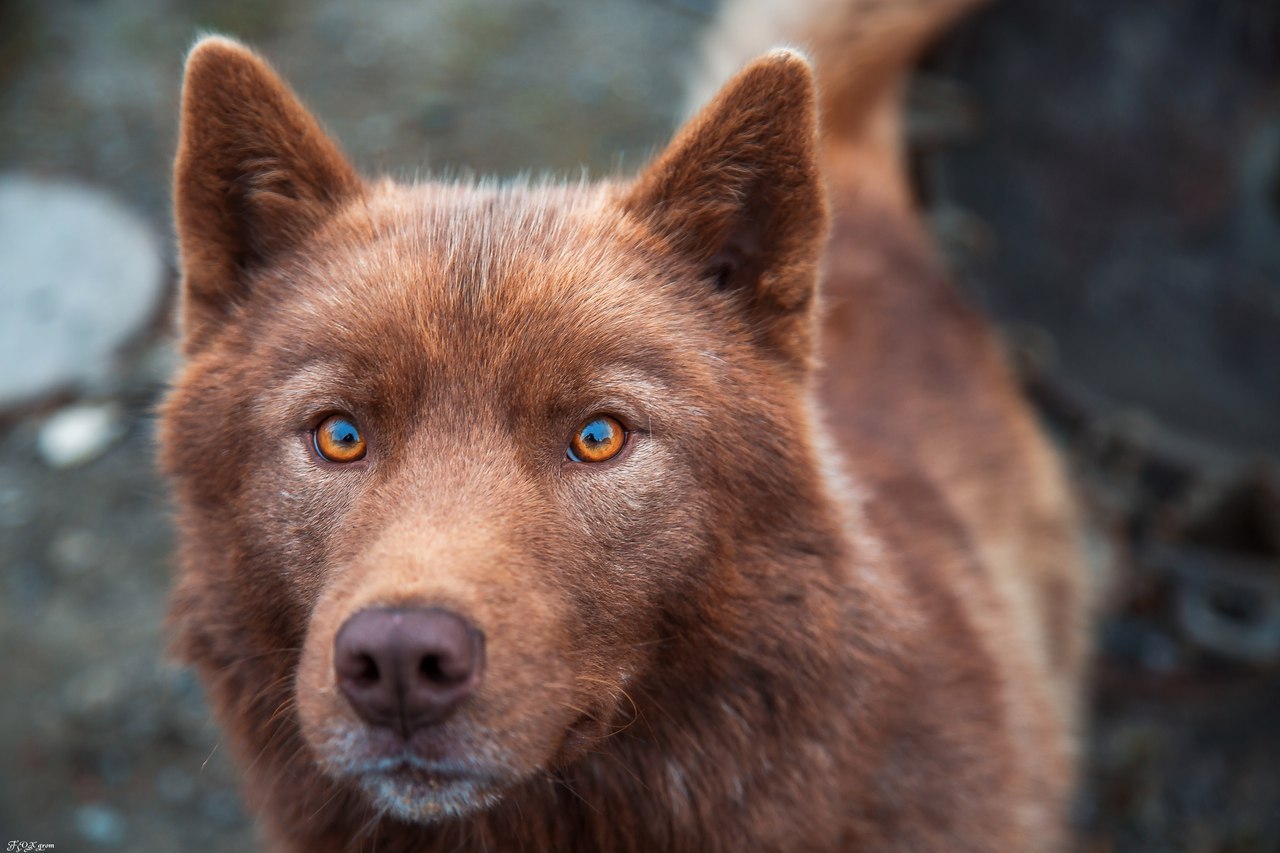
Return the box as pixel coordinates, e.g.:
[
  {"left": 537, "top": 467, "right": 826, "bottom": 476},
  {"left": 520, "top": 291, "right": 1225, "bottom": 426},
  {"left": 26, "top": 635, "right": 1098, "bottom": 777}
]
[{"left": 159, "top": 0, "right": 1087, "bottom": 849}]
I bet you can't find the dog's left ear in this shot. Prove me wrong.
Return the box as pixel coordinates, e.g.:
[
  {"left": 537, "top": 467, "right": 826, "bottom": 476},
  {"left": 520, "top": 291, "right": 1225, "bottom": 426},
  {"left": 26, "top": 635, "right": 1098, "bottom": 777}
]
[
  {"left": 174, "top": 36, "right": 363, "bottom": 353},
  {"left": 623, "top": 50, "right": 827, "bottom": 364}
]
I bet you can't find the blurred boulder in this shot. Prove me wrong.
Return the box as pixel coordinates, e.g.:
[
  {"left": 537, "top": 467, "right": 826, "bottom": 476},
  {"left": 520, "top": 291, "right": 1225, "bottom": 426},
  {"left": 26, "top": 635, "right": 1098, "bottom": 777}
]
[
  {"left": 0, "top": 174, "right": 165, "bottom": 411},
  {"left": 36, "top": 402, "right": 126, "bottom": 469}
]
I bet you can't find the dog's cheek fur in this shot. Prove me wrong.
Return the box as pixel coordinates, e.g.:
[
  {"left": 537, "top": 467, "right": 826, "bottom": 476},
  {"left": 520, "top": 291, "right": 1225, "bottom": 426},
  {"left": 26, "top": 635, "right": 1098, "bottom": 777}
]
[{"left": 159, "top": 353, "right": 360, "bottom": 836}]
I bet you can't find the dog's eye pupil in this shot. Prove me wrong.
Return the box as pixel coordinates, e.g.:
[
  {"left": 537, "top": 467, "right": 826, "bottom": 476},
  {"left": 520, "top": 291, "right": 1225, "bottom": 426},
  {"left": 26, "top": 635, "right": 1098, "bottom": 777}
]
[
  {"left": 315, "top": 415, "right": 367, "bottom": 463},
  {"left": 568, "top": 416, "right": 626, "bottom": 463}
]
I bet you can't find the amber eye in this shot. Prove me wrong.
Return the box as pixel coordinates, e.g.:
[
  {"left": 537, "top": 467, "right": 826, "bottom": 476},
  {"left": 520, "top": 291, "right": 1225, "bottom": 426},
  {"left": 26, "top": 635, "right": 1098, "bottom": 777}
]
[
  {"left": 314, "top": 415, "right": 367, "bottom": 463},
  {"left": 567, "top": 415, "right": 627, "bottom": 463}
]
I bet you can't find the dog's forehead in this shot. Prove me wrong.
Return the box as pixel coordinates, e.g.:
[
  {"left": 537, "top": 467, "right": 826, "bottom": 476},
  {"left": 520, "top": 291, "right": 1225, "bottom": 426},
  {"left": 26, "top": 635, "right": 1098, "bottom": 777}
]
[
  {"left": 423, "top": 183, "right": 628, "bottom": 295},
  {"left": 256, "top": 179, "right": 707, "bottom": 386}
]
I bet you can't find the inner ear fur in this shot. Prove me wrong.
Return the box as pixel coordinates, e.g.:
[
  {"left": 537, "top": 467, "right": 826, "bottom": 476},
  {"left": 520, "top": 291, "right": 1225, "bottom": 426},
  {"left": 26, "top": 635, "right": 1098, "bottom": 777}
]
[
  {"left": 173, "top": 36, "right": 363, "bottom": 352},
  {"left": 623, "top": 50, "right": 828, "bottom": 362}
]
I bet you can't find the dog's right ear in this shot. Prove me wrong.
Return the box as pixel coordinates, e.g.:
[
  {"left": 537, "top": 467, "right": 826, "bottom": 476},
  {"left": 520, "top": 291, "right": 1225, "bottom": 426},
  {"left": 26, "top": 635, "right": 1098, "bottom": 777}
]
[
  {"left": 174, "top": 36, "right": 362, "bottom": 353},
  {"left": 622, "top": 50, "right": 826, "bottom": 367}
]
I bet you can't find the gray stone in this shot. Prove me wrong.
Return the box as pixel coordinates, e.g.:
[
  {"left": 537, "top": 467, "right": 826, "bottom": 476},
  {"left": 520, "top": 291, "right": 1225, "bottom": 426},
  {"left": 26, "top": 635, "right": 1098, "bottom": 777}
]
[
  {"left": 0, "top": 174, "right": 165, "bottom": 409},
  {"left": 36, "top": 402, "right": 126, "bottom": 469}
]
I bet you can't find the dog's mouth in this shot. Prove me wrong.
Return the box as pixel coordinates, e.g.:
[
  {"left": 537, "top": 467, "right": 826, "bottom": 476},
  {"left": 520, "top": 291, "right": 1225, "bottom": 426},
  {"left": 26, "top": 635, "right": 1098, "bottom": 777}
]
[{"left": 343, "top": 752, "right": 504, "bottom": 822}]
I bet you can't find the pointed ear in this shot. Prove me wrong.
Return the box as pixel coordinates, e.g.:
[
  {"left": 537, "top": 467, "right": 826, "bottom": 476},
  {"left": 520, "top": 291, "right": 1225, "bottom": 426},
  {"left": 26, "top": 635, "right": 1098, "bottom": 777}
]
[
  {"left": 623, "top": 49, "right": 827, "bottom": 364},
  {"left": 173, "top": 36, "right": 362, "bottom": 352}
]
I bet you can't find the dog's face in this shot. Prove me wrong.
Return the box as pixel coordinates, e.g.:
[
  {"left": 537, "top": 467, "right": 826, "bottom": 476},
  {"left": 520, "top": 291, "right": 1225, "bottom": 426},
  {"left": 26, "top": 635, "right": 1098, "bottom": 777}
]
[{"left": 161, "top": 38, "right": 827, "bottom": 823}]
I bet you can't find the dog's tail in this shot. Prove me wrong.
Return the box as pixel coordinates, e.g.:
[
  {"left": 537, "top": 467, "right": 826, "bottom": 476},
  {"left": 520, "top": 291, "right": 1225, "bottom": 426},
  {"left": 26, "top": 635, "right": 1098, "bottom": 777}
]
[{"left": 685, "top": 0, "right": 983, "bottom": 210}]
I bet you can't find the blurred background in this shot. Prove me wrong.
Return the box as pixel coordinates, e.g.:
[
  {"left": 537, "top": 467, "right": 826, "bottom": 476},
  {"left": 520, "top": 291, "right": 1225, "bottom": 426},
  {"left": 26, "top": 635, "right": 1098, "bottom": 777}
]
[{"left": 0, "top": 0, "right": 1277, "bottom": 849}]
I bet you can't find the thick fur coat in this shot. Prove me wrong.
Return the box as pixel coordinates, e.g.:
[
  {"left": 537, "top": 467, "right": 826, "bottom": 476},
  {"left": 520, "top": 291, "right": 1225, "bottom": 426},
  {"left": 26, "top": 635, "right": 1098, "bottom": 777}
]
[{"left": 159, "top": 0, "right": 1087, "bottom": 849}]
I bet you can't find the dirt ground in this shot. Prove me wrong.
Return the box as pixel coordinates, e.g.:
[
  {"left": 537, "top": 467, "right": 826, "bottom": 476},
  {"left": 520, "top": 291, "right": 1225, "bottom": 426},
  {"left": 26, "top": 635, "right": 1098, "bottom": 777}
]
[{"left": 1, "top": 0, "right": 1277, "bottom": 850}]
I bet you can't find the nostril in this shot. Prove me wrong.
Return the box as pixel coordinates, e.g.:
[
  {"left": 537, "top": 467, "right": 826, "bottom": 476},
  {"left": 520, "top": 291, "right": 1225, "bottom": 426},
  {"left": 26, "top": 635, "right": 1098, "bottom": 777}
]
[
  {"left": 419, "top": 648, "right": 474, "bottom": 686},
  {"left": 420, "top": 654, "right": 448, "bottom": 683},
  {"left": 354, "top": 653, "right": 380, "bottom": 684}
]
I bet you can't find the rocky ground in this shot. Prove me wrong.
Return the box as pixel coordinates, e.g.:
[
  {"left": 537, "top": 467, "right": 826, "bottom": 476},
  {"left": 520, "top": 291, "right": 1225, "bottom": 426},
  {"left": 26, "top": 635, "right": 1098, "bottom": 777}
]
[{"left": 1, "top": 0, "right": 1277, "bottom": 850}]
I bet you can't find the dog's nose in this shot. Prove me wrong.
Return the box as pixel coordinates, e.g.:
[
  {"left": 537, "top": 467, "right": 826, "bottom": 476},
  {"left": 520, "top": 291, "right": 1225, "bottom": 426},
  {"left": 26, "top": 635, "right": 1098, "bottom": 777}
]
[{"left": 334, "top": 607, "right": 484, "bottom": 734}]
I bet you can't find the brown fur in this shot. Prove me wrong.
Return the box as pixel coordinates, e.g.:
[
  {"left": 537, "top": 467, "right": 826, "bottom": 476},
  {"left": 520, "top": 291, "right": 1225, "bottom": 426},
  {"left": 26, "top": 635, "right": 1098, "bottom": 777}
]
[{"left": 159, "top": 2, "right": 1087, "bottom": 850}]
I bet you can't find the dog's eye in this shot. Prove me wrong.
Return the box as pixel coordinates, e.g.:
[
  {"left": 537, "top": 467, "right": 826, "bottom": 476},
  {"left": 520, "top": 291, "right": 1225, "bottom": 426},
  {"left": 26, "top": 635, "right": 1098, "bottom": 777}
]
[
  {"left": 567, "top": 415, "right": 627, "bottom": 463},
  {"left": 314, "top": 415, "right": 367, "bottom": 463}
]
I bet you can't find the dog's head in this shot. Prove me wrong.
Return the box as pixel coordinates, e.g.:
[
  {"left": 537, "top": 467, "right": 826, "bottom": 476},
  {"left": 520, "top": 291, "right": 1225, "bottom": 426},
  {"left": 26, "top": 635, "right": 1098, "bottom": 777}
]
[{"left": 161, "top": 37, "right": 833, "bottom": 824}]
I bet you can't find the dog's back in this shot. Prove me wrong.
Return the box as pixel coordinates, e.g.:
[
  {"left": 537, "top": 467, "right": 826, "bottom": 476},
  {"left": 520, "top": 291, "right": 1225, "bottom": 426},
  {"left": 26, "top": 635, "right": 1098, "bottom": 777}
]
[
  {"left": 698, "top": 0, "right": 1089, "bottom": 766},
  {"left": 159, "top": 1, "right": 1088, "bottom": 850}
]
